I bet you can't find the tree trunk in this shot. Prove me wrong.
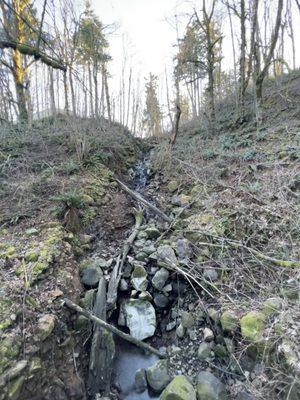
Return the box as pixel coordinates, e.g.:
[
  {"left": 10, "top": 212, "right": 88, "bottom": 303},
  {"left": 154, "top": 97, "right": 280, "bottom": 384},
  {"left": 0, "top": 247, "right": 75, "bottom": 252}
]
[
  {"left": 254, "top": 0, "right": 283, "bottom": 123},
  {"left": 49, "top": 67, "right": 56, "bottom": 116},
  {"left": 238, "top": 0, "right": 246, "bottom": 120},
  {"left": 63, "top": 70, "right": 69, "bottom": 115}
]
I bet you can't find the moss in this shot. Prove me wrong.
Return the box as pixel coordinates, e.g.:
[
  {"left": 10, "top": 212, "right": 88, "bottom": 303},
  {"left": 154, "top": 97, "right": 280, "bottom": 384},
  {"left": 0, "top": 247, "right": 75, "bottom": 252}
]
[
  {"left": 25, "top": 250, "right": 39, "bottom": 262},
  {"left": 240, "top": 311, "right": 266, "bottom": 341},
  {"left": 0, "top": 318, "right": 13, "bottom": 331},
  {"left": 0, "top": 337, "right": 20, "bottom": 374},
  {"left": 0, "top": 245, "right": 17, "bottom": 259}
]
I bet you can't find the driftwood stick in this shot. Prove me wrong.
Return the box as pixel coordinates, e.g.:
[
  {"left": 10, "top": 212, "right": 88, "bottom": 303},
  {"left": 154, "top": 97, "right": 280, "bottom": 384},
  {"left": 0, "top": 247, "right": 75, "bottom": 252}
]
[
  {"left": 107, "top": 211, "right": 143, "bottom": 311},
  {"left": 64, "top": 298, "right": 165, "bottom": 359},
  {"left": 116, "top": 178, "right": 172, "bottom": 223}
]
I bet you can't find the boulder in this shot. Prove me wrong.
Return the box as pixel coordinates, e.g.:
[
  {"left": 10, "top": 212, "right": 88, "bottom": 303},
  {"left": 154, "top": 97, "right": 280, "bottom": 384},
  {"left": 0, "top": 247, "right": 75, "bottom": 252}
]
[
  {"left": 131, "top": 265, "right": 148, "bottom": 291},
  {"left": 196, "top": 371, "right": 228, "bottom": 400},
  {"left": 135, "top": 368, "right": 147, "bottom": 393},
  {"left": 146, "top": 360, "right": 171, "bottom": 392},
  {"left": 160, "top": 375, "right": 196, "bottom": 400},
  {"left": 157, "top": 245, "right": 178, "bottom": 268},
  {"left": 152, "top": 268, "right": 170, "bottom": 290},
  {"left": 81, "top": 267, "right": 103, "bottom": 288},
  {"left": 123, "top": 299, "right": 156, "bottom": 340},
  {"left": 240, "top": 311, "right": 266, "bottom": 341},
  {"left": 220, "top": 310, "right": 239, "bottom": 333}
]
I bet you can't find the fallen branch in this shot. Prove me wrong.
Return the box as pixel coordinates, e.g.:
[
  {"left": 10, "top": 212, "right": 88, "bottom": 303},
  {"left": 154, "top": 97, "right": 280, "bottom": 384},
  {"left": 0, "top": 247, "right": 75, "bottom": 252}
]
[
  {"left": 107, "top": 210, "right": 143, "bottom": 311},
  {"left": 115, "top": 178, "right": 172, "bottom": 223},
  {"left": 64, "top": 298, "right": 164, "bottom": 359},
  {"left": 185, "top": 230, "right": 300, "bottom": 268}
]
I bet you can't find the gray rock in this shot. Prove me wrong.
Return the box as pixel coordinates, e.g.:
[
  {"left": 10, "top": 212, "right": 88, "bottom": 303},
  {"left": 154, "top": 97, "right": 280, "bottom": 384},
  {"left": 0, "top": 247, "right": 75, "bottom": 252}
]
[
  {"left": 163, "top": 283, "right": 173, "bottom": 294},
  {"left": 196, "top": 371, "right": 228, "bottom": 400},
  {"left": 146, "top": 360, "right": 171, "bottom": 392},
  {"left": 120, "top": 279, "right": 129, "bottom": 291},
  {"left": 154, "top": 293, "right": 169, "bottom": 309},
  {"left": 203, "top": 267, "right": 219, "bottom": 281},
  {"left": 124, "top": 299, "right": 156, "bottom": 340},
  {"left": 143, "top": 244, "right": 157, "bottom": 255},
  {"left": 166, "top": 321, "right": 176, "bottom": 331},
  {"left": 91, "top": 257, "right": 112, "bottom": 270},
  {"left": 152, "top": 268, "right": 170, "bottom": 290},
  {"left": 197, "top": 342, "right": 213, "bottom": 359},
  {"left": 157, "top": 245, "right": 178, "bottom": 268},
  {"left": 176, "top": 323, "right": 186, "bottom": 338},
  {"left": 135, "top": 368, "right": 147, "bottom": 393},
  {"left": 81, "top": 267, "right": 103, "bottom": 288},
  {"left": 176, "top": 239, "right": 193, "bottom": 260},
  {"left": 131, "top": 265, "right": 148, "bottom": 291}
]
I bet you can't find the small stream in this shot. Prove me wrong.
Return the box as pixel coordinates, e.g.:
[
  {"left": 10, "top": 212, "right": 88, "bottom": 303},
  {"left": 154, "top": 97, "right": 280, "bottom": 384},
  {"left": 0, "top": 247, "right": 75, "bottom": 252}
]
[{"left": 112, "top": 153, "right": 160, "bottom": 400}]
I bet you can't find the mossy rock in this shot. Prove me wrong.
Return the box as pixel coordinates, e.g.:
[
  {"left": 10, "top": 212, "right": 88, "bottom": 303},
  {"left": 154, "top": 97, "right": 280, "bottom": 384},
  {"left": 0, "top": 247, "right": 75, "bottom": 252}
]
[
  {"left": 240, "top": 311, "right": 266, "bottom": 341},
  {"left": 220, "top": 310, "right": 239, "bottom": 332},
  {"left": 160, "top": 375, "right": 196, "bottom": 400},
  {"left": 8, "top": 376, "right": 25, "bottom": 400}
]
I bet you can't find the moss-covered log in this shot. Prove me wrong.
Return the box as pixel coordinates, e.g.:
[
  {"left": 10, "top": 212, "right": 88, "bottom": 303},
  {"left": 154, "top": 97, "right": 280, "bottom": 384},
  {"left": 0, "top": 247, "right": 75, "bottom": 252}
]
[{"left": 0, "top": 40, "right": 66, "bottom": 71}]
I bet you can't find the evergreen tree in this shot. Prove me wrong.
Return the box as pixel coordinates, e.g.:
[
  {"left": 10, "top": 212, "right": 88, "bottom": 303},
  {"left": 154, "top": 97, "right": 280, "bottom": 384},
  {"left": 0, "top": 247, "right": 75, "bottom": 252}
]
[{"left": 143, "top": 73, "right": 162, "bottom": 137}]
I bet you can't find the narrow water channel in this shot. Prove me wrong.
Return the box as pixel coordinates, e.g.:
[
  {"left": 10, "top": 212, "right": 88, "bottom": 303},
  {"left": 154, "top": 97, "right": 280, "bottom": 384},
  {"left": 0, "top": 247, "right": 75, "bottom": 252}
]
[
  {"left": 112, "top": 153, "right": 160, "bottom": 400},
  {"left": 114, "top": 338, "right": 159, "bottom": 400}
]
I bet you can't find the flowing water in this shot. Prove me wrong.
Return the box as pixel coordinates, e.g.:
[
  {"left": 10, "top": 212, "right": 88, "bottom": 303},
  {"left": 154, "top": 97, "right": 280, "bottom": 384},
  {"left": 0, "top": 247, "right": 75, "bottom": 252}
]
[{"left": 112, "top": 154, "right": 160, "bottom": 400}]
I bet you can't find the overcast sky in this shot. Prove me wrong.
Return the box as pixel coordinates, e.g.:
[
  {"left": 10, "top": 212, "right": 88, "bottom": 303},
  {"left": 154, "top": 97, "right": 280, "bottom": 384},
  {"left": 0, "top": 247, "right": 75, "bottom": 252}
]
[{"left": 91, "top": 0, "right": 183, "bottom": 81}]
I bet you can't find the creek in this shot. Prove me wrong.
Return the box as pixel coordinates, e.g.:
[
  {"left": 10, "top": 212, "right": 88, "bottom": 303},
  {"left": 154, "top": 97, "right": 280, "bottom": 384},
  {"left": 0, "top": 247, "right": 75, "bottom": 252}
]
[{"left": 112, "top": 153, "right": 160, "bottom": 400}]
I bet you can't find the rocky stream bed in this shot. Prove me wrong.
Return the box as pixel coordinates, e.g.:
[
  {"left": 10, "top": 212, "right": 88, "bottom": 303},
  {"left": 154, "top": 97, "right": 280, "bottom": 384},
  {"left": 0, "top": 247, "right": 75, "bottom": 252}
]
[{"left": 0, "top": 151, "right": 299, "bottom": 400}]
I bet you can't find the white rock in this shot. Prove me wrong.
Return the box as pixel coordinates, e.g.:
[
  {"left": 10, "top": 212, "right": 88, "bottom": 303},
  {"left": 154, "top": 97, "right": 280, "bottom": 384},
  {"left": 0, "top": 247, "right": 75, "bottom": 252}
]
[{"left": 124, "top": 299, "right": 156, "bottom": 340}]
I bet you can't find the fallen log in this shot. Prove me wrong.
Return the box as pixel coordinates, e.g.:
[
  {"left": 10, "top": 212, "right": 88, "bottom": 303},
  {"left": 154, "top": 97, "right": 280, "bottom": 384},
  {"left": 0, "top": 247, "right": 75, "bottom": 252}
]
[
  {"left": 88, "top": 278, "right": 114, "bottom": 397},
  {"left": 115, "top": 178, "right": 172, "bottom": 223},
  {"left": 107, "top": 211, "right": 143, "bottom": 311},
  {"left": 64, "top": 298, "right": 165, "bottom": 359}
]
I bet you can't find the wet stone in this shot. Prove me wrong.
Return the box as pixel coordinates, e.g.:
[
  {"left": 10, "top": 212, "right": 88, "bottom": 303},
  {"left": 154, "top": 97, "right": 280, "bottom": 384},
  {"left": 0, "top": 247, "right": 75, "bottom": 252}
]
[
  {"left": 135, "top": 368, "right": 148, "bottom": 393},
  {"left": 146, "top": 360, "right": 171, "bottom": 392}
]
